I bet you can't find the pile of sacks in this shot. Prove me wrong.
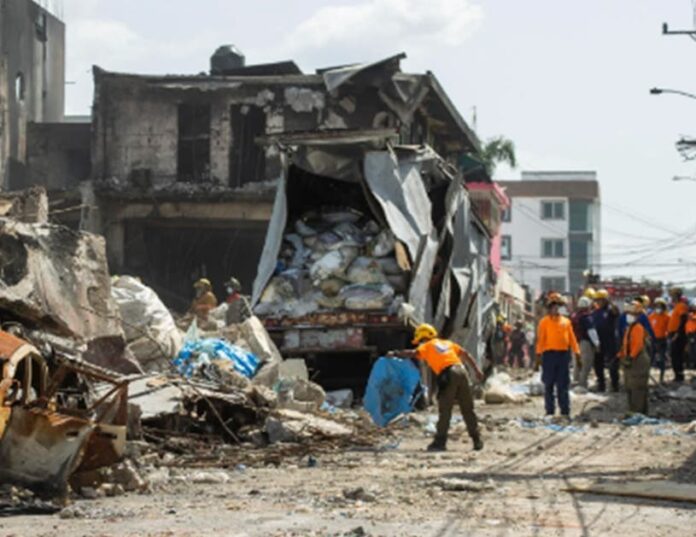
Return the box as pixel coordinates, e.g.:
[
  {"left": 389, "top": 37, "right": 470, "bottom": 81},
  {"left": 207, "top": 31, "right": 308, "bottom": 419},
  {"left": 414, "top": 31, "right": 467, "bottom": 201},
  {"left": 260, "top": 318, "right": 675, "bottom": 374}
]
[{"left": 255, "top": 208, "right": 407, "bottom": 318}]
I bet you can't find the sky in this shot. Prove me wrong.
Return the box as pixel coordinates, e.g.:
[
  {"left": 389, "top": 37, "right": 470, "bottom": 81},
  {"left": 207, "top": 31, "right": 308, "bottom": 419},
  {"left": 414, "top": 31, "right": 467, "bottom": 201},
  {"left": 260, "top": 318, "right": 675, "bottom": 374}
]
[{"left": 59, "top": 0, "right": 696, "bottom": 286}]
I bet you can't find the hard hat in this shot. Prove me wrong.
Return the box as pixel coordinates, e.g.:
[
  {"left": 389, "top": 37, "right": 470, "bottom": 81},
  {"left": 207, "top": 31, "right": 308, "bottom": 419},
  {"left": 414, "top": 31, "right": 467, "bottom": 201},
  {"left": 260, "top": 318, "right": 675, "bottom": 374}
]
[
  {"left": 578, "top": 296, "right": 592, "bottom": 309},
  {"left": 412, "top": 323, "right": 438, "bottom": 345},
  {"left": 654, "top": 297, "right": 667, "bottom": 307},
  {"left": 226, "top": 277, "right": 242, "bottom": 290},
  {"left": 639, "top": 295, "right": 651, "bottom": 306},
  {"left": 194, "top": 278, "right": 212, "bottom": 289},
  {"left": 547, "top": 292, "right": 566, "bottom": 306},
  {"left": 583, "top": 287, "right": 597, "bottom": 300},
  {"left": 595, "top": 289, "right": 610, "bottom": 300}
]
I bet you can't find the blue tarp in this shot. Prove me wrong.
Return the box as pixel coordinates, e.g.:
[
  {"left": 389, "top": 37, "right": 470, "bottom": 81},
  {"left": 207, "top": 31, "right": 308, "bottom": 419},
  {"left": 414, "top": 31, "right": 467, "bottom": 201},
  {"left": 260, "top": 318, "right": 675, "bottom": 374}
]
[
  {"left": 364, "top": 357, "right": 422, "bottom": 427},
  {"left": 172, "top": 338, "right": 260, "bottom": 379}
]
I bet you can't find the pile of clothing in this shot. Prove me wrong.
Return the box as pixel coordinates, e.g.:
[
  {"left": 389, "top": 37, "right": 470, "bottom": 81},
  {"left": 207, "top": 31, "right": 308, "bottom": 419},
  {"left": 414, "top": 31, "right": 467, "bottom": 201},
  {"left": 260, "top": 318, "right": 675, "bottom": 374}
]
[{"left": 255, "top": 208, "right": 407, "bottom": 318}]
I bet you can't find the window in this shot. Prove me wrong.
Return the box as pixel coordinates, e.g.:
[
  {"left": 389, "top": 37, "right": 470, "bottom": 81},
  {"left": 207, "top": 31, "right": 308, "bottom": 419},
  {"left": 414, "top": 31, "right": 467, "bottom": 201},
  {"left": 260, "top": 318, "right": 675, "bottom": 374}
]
[
  {"left": 569, "top": 239, "right": 590, "bottom": 270},
  {"left": 501, "top": 235, "right": 512, "bottom": 260},
  {"left": 541, "top": 276, "right": 566, "bottom": 293},
  {"left": 230, "top": 105, "right": 266, "bottom": 187},
  {"left": 15, "top": 73, "right": 25, "bottom": 102},
  {"left": 177, "top": 104, "right": 211, "bottom": 182},
  {"left": 541, "top": 200, "right": 565, "bottom": 220},
  {"left": 501, "top": 206, "right": 511, "bottom": 222},
  {"left": 542, "top": 238, "right": 565, "bottom": 258},
  {"left": 569, "top": 200, "right": 591, "bottom": 232}
]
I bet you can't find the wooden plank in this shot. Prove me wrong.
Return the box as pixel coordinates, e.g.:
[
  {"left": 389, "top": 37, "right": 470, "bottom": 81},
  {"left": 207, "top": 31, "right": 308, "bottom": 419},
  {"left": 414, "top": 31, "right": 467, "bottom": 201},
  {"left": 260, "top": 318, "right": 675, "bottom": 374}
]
[{"left": 565, "top": 480, "right": 696, "bottom": 504}]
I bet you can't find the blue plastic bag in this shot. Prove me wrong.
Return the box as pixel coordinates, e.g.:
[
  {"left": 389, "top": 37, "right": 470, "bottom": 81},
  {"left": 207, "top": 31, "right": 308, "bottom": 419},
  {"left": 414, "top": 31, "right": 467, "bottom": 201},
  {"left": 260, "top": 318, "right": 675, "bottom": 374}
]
[
  {"left": 364, "top": 357, "right": 422, "bottom": 427},
  {"left": 172, "top": 338, "right": 260, "bottom": 379}
]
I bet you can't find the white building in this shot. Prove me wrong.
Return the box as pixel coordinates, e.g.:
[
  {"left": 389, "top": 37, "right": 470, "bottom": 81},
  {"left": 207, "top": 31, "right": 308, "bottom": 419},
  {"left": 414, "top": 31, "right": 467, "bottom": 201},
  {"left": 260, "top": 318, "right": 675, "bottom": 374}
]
[{"left": 497, "top": 171, "right": 601, "bottom": 296}]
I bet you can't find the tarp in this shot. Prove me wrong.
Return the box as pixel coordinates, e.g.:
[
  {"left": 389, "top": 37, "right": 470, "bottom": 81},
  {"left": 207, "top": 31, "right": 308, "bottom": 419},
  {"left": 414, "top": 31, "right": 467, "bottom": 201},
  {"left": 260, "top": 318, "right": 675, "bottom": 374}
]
[
  {"left": 172, "top": 338, "right": 260, "bottom": 379},
  {"left": 363, "top": 357, "right": 422, "bottom": 427},
  {"left": 252, "top": 172, "right": 287, "bottom": 306}
]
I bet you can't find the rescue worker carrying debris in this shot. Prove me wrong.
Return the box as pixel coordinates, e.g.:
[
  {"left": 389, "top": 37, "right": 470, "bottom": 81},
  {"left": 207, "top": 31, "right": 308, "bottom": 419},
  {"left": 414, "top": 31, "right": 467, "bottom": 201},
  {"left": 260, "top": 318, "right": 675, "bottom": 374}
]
[
  {"left": 592, "top": 289, "right": 620, "bottom": 392},
  {"left": 224, "top": 276, "right": 252, "bottom": 325},
  {"left": 619, "top": 300, "right": 651, "bottom": 414},
  {"left": 571, "top": 296, "right": 600, "bottom": 389},
  {"left": 536, "top": 293, "right": 579, "bottom": 418},
  {"left": 668, "top": 287, "right": 689, "bottom": 383},
  {"left": 649, "top": 298, "right": 670, "bottom": 383},
  {"left": 190, "top": 278, "right": 218, "bottom": 321},
  {"left": 389, "top": 324, "right": 484, "bottom": 452}
]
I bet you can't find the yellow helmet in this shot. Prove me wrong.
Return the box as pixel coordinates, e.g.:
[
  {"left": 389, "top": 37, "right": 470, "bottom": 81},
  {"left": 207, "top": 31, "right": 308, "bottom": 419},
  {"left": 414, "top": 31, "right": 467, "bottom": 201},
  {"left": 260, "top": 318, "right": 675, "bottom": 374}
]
[
  {"left": 628, "top": 300, "right": 644, "bottom": 314},
  {"left": 583, "top": 287, "right": 597, "bottom": 300},
  {"left": 639, "top": 295, "right": 651, "bottom": 307},
  {"left": 412, "top": 323, "right": 438, "bottom": 345},
  {"left": 194, "top": 278, "right": 212, "bottom": 290},
  {"left": 595, "top": 289, "right": 610, "bottom": 300}
]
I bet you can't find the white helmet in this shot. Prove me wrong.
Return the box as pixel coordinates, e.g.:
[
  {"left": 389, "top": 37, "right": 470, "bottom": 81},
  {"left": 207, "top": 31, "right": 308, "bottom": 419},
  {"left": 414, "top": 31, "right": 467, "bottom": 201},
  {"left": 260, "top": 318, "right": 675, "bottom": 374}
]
[{"left": 577, "top": 296, "right": 592, "bottom": 309}]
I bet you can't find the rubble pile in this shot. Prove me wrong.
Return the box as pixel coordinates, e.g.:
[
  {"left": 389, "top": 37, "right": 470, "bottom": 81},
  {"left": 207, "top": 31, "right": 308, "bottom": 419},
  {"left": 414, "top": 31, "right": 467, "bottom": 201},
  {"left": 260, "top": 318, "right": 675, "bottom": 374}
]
[{"left": 255, "top": 208, "right": 408, "bottom": 318}]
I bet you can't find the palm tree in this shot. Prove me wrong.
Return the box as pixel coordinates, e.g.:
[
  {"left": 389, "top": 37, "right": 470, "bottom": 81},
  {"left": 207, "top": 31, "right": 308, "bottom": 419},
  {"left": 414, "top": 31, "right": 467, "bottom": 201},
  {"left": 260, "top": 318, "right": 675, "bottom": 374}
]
[{"left": 479, "top": 136, "right": 517, "bottom": 177}]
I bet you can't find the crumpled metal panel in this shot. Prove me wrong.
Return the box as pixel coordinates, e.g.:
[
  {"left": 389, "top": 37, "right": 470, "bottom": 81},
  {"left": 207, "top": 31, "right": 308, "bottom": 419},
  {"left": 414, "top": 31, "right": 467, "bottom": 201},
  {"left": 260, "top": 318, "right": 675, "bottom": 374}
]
[
  {"left": 407, "top": 231, "right": 438, "bottom": 323},
  {"left": 0, "top": 407, "right": 94, "bottom": 496},
  {"left": 321, "top": 53, "right": 406, "bottom": 93},
  {"left": 251, "top": 172, "right": 287, "bottom": 306},
  {"left": 363, "top": 150, "right": 432, "bottom": 261}
]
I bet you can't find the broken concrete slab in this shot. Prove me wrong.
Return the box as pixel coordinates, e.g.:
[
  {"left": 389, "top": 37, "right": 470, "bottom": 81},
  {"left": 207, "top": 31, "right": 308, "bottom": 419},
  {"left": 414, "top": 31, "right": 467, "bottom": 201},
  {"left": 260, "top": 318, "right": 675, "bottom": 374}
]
[
  {"left": 240, "top": 316, "right": 282, "bottom": 387},
  {"left": 0, "top": 218, "right": 134, "bottom": 373},
  {"left": 0, "top": 187, "right": 48, "bottom": 224},
  {"left": 264, "top": 409, "right": 352, "bottom": 444},
  {"left": 565, "top": 480, "right": 696, "bottom": 504}
]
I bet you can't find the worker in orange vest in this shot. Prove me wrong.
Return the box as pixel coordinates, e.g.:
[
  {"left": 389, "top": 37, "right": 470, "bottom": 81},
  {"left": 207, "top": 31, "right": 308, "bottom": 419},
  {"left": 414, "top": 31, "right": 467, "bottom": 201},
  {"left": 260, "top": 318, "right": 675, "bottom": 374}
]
[
  {"left": 619, "top": 301, "right": 651, "bottom": 414},
  {"left": 667, "top": 287, "right": 689, "bottom": 382},
  {"left": 190, "top": 278, "right": 218, "bottom": 321},
  {"left": 648, "top": 297, "right": 670, "bottom": 383},
  {"left": 389, "top": 323, "right": 484, "bottom": 452},
  {"left": 536, "top": 292, "right": 580, "bottom": 418}
]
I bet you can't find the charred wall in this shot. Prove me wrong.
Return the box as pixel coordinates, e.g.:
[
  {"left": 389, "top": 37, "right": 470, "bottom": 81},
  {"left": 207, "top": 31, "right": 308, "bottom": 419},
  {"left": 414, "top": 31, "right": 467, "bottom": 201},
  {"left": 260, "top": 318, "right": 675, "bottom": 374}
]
[{"left": 0, "top": 0, "right": 65, "bottom": 189}]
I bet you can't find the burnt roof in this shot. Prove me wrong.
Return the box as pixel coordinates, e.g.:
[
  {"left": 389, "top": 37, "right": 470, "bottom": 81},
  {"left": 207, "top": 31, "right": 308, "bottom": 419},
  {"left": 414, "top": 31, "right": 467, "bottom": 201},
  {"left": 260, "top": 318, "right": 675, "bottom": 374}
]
[{"left": 497, "top": 179, "right": 600, "bottom": 199}]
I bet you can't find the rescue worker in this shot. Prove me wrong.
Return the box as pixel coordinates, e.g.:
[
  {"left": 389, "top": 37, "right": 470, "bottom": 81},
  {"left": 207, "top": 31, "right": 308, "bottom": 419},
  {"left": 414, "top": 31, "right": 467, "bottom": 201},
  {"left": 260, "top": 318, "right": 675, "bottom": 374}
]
[
  {"left": 389, "top": 324, "right": 484, "bottom": 452},
  {"left": 618, "top": 296, "right": 655, "bottom": 349},
  {"left": 592, "top": 289, "right": 620, "bottom": 392},
  {"left": 649, "top": 297, "right": 670, "bottom": 383},
  {"left": 224, "top": 277, "right": 252, "bottom": 325},
  {"left": 619, "top": 301, "right": 651, "bottom": 414},
  {"left": 508, "top": 320, "right": 528, "bottom": 368},
  {"left": 536, "top": 293, "right": 580, "bottom": 417},
  {"left": 190, "top": 278, "right": 218, "bottom": 321},
  {"left": 667, "top": 287, "right": 689, "bottom": 383},
  {"left": 685, "top": 299, "right": 696, "bottom": 370},
  {"left": 570, "top": 296, "right": 600, "bottom": 389}
]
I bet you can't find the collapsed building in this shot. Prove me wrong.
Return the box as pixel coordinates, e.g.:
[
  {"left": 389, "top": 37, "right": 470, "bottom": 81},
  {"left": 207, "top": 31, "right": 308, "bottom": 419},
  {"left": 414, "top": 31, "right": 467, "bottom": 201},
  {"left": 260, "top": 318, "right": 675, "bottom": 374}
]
[{"left": 14, "top": 47, "right": 506, "bottom": 387}]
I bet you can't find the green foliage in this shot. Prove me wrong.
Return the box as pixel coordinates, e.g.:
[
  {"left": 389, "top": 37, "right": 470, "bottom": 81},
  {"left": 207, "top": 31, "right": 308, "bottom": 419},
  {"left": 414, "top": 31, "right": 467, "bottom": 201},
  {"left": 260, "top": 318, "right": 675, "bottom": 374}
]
[{"left": 480, "top": 136, "right": 517, "bottom": 176}]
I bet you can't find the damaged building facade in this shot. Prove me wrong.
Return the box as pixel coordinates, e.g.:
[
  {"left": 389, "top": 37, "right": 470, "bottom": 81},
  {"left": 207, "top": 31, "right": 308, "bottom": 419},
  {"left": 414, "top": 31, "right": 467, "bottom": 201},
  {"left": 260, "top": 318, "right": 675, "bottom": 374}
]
[{"left": 73, "top": 49, "right": 496, "bottom": 363}]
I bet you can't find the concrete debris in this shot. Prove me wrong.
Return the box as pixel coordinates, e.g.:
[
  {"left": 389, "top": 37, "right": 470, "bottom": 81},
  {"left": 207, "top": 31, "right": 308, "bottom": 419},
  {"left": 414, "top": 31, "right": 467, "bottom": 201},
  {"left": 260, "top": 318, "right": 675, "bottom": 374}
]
[
  {"left": 277, "top": 377, "right": 326, "bottom": 412},
  {"left": 278, "top": 358, "right": 310, "bottom": 381},
  {"left": 189, "top": 471, "right": 231, "bottom": 485},
  {"left": 342, "top": 487, "right": 377, "bottom": 502},
  {"left": 0, "top": 216, "right": 136, "bottom": 373},
  {"left": 265, "top": 409, "right": 353, "bottom": 444},
  {"left": 326, "top": 389, "right": 354, "bottom": 409},
  {"left": 0, "top": 187, "right": 48, "bottom": 223},
  {"left": 435, "top": 478, "right": 497, "bottom": 493}
]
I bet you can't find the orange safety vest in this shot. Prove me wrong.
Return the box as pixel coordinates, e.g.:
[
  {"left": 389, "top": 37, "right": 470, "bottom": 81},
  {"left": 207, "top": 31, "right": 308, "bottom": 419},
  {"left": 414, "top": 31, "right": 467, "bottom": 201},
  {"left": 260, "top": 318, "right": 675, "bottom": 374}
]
[{"left": 415, "top": 338, "right": 463, "bottom": 375}]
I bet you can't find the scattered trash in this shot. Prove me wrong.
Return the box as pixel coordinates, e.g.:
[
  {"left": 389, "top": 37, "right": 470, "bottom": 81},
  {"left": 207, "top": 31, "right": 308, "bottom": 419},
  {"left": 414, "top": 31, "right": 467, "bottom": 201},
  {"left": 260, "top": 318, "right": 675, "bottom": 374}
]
[
  {"left": 620, "top": 414, "right": 672, "bottom": 426},
  {"left": 435, "top": 477, "right": 496, "bottom": 493},
  {"left": 326, "top": 389, "right": 354, "bottom": 409}
]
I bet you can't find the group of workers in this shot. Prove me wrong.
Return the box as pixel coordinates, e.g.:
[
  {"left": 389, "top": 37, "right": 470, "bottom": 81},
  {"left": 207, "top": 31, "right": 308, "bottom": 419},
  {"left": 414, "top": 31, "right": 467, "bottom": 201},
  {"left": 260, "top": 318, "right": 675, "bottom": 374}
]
[
  {"left": 389, "top": 286, "right": 694, "bottom": 454},
  {"left": 189, "top": 276, "right": 251, "bottom": 325}
]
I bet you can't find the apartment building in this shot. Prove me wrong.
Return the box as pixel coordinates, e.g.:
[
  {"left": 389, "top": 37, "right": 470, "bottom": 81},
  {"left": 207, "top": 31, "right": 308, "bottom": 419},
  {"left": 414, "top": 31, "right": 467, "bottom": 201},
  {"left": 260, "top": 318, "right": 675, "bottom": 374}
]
[{"left": 497, "top": 171, "right": 601, "bottom": 296}]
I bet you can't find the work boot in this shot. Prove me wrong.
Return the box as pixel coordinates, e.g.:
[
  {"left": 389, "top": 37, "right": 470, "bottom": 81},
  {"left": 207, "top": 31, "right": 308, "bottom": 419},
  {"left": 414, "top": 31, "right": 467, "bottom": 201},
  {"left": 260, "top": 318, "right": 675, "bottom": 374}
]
[
  {"left": 472, "top": 436, "right": 484, "bottom": 451},
  {"left": 427, "top": 440, "right": 447, "bottom": 452}
]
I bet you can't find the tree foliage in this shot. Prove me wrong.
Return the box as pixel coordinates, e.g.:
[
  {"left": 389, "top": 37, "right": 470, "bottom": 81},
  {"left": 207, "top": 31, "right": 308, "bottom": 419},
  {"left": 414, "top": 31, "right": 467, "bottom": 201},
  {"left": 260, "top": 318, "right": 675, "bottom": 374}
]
[{"left": 480, "top": 136, "right": 517, "bottom": 176}]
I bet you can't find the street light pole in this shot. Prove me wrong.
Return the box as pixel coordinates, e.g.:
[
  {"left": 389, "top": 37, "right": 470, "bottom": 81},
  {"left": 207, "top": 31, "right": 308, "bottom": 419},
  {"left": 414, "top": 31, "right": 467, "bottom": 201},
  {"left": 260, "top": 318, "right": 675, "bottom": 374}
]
[{"left": 650, "top": 87, "right": 696, "bottom": 100}]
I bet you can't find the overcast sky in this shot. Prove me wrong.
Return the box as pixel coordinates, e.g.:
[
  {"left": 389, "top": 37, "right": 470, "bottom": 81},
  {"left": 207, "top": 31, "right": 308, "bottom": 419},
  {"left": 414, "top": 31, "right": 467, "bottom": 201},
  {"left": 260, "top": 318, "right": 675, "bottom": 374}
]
[{"left": 61, "top": 0, "right": 696, "bottom": 286}]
